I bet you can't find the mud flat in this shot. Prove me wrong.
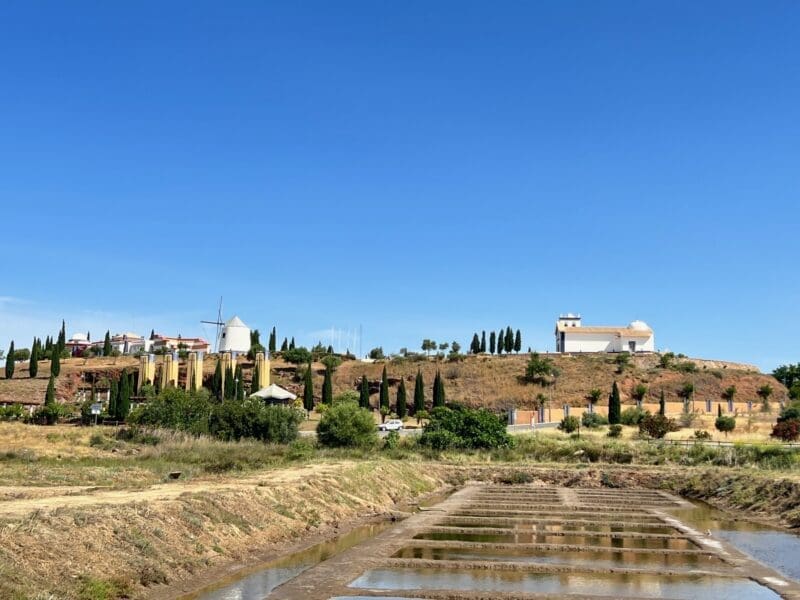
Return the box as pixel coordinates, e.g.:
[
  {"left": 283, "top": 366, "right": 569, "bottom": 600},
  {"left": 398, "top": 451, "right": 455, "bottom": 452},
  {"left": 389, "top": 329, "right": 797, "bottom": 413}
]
[{"left": 269, "top": 484, "right": 800, "bottom": 600}]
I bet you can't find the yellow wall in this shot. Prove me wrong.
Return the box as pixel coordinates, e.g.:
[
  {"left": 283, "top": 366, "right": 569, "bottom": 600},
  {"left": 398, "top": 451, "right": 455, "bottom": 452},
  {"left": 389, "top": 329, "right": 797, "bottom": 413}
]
[
  {"left": 185, "top": 352, "right": 204, "bottom": 391},
  {"left": 255, "top": 352, "right": 271, "bottom": 389},
  {"left": 138, "top": 355, "right": 155, "bottom": 392}
]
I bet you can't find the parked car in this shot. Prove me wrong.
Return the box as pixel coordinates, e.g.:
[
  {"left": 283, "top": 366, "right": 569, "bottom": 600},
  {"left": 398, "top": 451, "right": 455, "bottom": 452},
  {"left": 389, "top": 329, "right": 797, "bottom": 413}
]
[{"left": 379, "top": 419, "right": 404, "bottom": 432}]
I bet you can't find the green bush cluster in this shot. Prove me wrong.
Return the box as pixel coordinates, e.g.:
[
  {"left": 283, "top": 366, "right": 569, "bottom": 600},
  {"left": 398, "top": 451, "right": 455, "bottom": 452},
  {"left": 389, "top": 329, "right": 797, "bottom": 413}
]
[
  {"left": 581, "top": 412, "right": 608, "bottom": 428},
  {"left": 419, "top": 405, "right": 511, "bottom": 450},
  {"left": 128, "top": 387, "right": 303, "bottom": 444},
  {"left": 316, "top": 401, "right": 378, "bottom": 448},
  {"left": 639, "top": 413, "right": 679, "bottom": 439},
  {"left": 620, "top": 407, "right": 647, "bottom": 425},
  {"left": 558, "top": 415, "right": 580, "bottom": 433}
]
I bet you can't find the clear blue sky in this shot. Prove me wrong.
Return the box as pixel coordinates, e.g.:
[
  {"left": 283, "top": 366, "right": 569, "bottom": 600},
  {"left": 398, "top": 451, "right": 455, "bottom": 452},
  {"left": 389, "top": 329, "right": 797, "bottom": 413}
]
[{"left": 1, "top": 1, "right": 798, "bottom": 371}]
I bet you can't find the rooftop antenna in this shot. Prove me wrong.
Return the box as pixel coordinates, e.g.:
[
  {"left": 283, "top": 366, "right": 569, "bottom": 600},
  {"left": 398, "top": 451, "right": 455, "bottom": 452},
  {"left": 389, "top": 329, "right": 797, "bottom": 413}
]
[{"left": 201, "top": 297, "right": 224, "bottom": 352}]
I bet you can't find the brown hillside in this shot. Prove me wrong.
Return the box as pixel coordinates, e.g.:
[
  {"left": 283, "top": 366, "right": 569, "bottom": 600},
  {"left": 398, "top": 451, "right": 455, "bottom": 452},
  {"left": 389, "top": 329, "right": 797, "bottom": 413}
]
[{"left": 271, "top": 353, "right": 787, "bottom": 411}]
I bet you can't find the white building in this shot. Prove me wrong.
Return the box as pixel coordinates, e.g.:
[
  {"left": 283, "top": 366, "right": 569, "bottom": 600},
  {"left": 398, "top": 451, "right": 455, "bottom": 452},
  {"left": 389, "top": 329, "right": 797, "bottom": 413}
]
[
  {"left": 555, "top": 314, "right": 655, "bottom": 353},
  {"left": 218, "top": 316, "right": 251, "bottom": 353}
]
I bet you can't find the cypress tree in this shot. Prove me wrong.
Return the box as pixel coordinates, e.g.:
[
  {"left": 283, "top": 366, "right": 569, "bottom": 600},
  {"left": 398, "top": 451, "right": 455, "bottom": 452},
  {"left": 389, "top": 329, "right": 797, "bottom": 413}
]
[
  {"left": 496, "top": 330, "right": 503, "bottom": 355},
  {"left": 717, "top": 403, "right": 723, "bottom": 417},
  {"left": 514, "top": 330, "right": 522, "bottom": 353},
  {"left": 303, "top": 362, "right": 314, "bottom": 412},
  {"left": 433, "top": 370, "right": 445, "bottom": 408},
  {"left": 290, "top": 337, "right": 296, "bottom": 350},
  {"left": 379, "top": 365, "right": 389, "bottom": 410},
  {"left": 359, "top": 375, "right": 370, "bottom": 409},
  {"left": 51, "top": 350, "right": 61, "bottom": 378},
  {"left": 29, "top": 341, "right": 39, "bottom": 378},
  {"left": 659, "top": 390, "right": 666, "bottom": 416},
  {"left": 212, "top": 359, "right": 223, "bottom": 400},
  {"left": 609, "top": 381, "right": 621, "bottom": 424},
  {"left": 489, "top": 331, "right": 496, "bottom": 354},
  {"left": 396, "top": 378, "right": 407, "bottom": 419},
  {"left": 103, "top": 331, "right": 112, "bottom": 357},
  {"left": 505, "top": 326, "right": 514, "bottom": 353},
  {"left": 235, "top": 364, "right": 244, "bottom": 401},
  {"left": 108, "top": 378, "right": 118, "bottom": 418},
  {"left": 413, "top": 370, "right": 425, "bottom": 413},
  {"left": 45, "top": 375, "right": 56, "bottom": 406},
  {"left": 269, "top": 327, "right": 277, "bottom": 353},
  {"left": 322, "top": 365, "right": 333, "bottom": 404},
  {"left": 224, "top": 366, "right": 235, "bottom": 400},
  {"left": 480, "top": 331, "right": 486, "bottom": 353},
  {"left": 281, "top": 337, "right": 288, "bottom": 352},
  {"left": 149, "top": 329, "right": 155, "bottom": 340},
  {"left": 5, "top": 341, "right": 15, "bottom": 379},
  {"left": 251, "top": 363, "right": 260, "bottom": 393},
  {"left": 116, "top": 371, "right": 131, "bottom": 420},
  {"left": 470, "top": 333, "right": 480, "bottom": 354}
]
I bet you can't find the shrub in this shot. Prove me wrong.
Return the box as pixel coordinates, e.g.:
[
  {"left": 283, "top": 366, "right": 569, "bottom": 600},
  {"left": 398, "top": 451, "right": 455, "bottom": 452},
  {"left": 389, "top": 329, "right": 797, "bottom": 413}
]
[
  {"left": 282, "top": 347, "right": 312, "bottom": 364},
  {"left": 0, "top": 403, "right": 24, "bottom": 421},
  {"left": 524, "top": 352, "right": 554, "bottom": 384},
  {"left": 771, "top": 419, "right": 800, "bottom": 442},
  {"left": 128, "top": 388, "right": 213, "bottom": 435},
  {"left": 558, "top": 415, "right": 580, "bottom": 433},
  {"left": 694, "top": 429, "right": 712, "bottom": 440},
  {"left": 316, "top": 402, "right": 378, "bottom": 448},
  {"left": 418, "top": 428, "right": 461, "bottom": 450},
  {"left": 383, "top": 430, "right": 400, "bottom": 450},
  {"left": 581, "top": 412, "right": 608, "bottom": 428},
  {"left": 714, "top": 415, "right": 736, "bottom": 437},
  {"left": 620, "top": 407, "right": 647, "bottom": 426},
  {"left": 607, "top": 424, "right": 623, "bottom": 438},
  {"left": 639, "top": 414, "right": 679, "bottom": 439},
  {"left": 675, "top": 361, "right": 698, "bottom": 373},
  {"left": 209, "top": 401, "right": 304, "bottom": 444},
  {"left": 419, "top": 405, "right": 512, "bottom": 450}
]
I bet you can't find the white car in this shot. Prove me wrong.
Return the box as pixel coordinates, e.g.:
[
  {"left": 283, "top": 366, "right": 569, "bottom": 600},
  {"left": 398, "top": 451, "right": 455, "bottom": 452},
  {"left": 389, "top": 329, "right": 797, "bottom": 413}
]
[{"left": 379, "top": 419, "right": 404, "bottom": 432}]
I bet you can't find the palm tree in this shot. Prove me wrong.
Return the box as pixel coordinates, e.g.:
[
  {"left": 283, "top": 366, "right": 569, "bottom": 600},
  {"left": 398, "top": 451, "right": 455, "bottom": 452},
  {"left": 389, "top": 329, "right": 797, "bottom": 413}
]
[{"left": 756, "top": 384, "right": 773, "bottom": 412}]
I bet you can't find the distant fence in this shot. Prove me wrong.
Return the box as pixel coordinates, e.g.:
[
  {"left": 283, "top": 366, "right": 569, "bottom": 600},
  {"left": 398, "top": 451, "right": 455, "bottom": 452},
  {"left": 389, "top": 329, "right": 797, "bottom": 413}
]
[{"left": 510, "top": 400, "right": 778, "bottom": 426}]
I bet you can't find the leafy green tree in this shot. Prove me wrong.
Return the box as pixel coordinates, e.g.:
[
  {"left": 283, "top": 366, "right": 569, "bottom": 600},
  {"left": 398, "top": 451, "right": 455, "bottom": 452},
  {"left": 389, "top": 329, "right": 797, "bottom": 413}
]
[
  {"left": 514, "top": 329, "right": 521, "bottom": 353},
  {"left": 322, "top": 364, "right": 333, "bottom": 404},
  {"left": 470, "top": 333, "right": 480, "bottom": 354},
  {"left": 639, "top": 413, "right": 678, "bottom": 439},
  {"left": 316, "top": 402, "right": 378, "bottom": 448},
  {"left": 757, "top": 384, "right": 773, "bottom": 411},
  {"left": 558, "top": 415, "right": 580, "bottom": 433},
  {"left": 504, "top": 326, "right": 514, "bottom": 353},
  {"left": 480, "top": 331, "right": 486, "bottom": 353},
  {"left": 680, "top": 381, "right": 695, "bottom": 409},
  {"left": 451, "top": 341, "right": 461, "bottom": 355},
  {"left": 421, "top": 339, "right": 436, "bottom": 356},
  {"left": 103, "top": 331, "right": 112, "bottom": 357},
  {"left": 379, "top": 365, "right": 389, "bottom": 410},
  {"left": 525, "top": 352, "right": 553, "bottom": 383},
  {"left": 419, "top": 405, "right": 511, "bottom": 449},
  {"left": 396, "top": 378, "right": 407, "bottom": 419},
  {"left": 282, "top": 347, "right": 312, "bottom": 364},
  {"left": 413, "top": 369, "right": 425, "bottom": 414},
  {"left": 303, "top": 362, "right": 314, "bottom": 412},
  {"left": 587, "top": 388, "right": 603, "bottom": 405},
  {"left": 50, "top": 350, "right": 61, "bottom": 378},
  {"left": 29, "top": 341, "right": 39, "bottom": 378},
  {"left": 489, "top": 331, "right": 496, "bottom": 354},
  {"left": 359, "top": 375, "right": 370, "bottom": 409},
  {"left": 5, "top": 341, "right": 14, "bottom": 379},
  {"left": 715, "top": 415, "right": 736, "bottom": 437},
  {"left": 632, "top": 383, "right": 648, "bottom": 403},
  {"left": 722, "top": 385, "right": 737, "bottom": 403},
  {"left": 608, "top": 381, "right": 621, "bottom": 425}
]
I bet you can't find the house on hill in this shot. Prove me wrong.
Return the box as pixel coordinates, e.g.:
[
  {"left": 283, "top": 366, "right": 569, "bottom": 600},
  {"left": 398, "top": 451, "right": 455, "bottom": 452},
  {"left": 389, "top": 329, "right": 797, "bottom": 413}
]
[{"left": 555, "top": 314, "right": 655, "bottom": 353}]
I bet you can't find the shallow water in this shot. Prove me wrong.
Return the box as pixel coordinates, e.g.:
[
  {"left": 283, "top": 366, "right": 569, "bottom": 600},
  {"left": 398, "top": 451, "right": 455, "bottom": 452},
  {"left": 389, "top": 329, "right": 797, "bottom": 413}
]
[
  {"left": 186, "top": 523, "right": 391, "bottom": 600},
  {"left": 350, "top": 567, "right": 780, "bottom": 599},
  {"left": 413, "top": 531, "right": 695, "bottom": 550},
  {"left": 667, "top": 500, "right": 800, "bottom": 581},
  {"left": 440, "top": 519, "right": 675, "bottom": 535},
  {"left": 393, "top": 546, "right": 721, "bottom": 571}
]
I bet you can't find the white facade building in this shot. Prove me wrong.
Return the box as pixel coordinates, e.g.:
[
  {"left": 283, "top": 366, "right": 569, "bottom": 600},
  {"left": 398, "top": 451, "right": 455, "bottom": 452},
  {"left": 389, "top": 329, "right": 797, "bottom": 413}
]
[
  {"left": 555, "top": 314, "right": 655, "bottom": 353},
  {"left": 218, "top": 316, "right": 251, "bottom": 353}
]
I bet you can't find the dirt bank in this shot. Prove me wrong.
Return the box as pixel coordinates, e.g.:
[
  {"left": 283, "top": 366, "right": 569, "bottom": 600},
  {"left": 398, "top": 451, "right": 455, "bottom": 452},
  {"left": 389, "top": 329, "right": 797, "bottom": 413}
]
[{"left": 0, "top": 461, "right": 452, "bottom": 600}]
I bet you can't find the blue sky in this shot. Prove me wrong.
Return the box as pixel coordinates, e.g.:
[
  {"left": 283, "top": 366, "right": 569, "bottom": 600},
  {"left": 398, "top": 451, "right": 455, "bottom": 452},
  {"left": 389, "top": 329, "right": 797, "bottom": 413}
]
[{"left": 1, "top": 1, "right": 798, "bottom": 371}]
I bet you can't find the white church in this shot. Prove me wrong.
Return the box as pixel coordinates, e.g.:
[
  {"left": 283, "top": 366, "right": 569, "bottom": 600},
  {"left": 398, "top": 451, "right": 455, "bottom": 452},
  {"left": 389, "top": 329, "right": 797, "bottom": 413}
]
[{"left": 555, "top": 314, "right": 655, "bottom": 353}]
